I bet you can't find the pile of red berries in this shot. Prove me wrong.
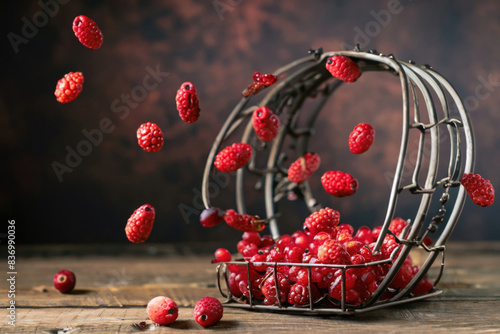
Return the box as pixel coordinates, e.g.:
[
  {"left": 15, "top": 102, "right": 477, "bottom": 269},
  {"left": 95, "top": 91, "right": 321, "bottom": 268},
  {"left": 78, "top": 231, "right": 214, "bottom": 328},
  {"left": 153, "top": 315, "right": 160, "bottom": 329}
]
[{"left": 216, "top": 208, "right": 433, "bottom": 307}]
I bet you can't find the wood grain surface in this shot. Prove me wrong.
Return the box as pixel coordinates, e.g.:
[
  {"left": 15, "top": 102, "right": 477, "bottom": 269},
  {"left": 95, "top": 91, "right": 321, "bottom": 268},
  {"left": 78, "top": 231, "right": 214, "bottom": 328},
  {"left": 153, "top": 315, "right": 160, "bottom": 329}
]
[{"left": 1, "top": 242, "right": 499, "bottom": 333}]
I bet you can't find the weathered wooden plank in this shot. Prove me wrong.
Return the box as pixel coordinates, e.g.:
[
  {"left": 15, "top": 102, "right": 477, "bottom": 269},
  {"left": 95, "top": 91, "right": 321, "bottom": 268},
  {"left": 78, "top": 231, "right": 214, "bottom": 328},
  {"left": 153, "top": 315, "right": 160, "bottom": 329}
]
[
  {"left": 1, "top": 242, "right": 498, "bottom": 332},
  {"left": 3, "top": 301, "right": 500, "bottom": 333}
]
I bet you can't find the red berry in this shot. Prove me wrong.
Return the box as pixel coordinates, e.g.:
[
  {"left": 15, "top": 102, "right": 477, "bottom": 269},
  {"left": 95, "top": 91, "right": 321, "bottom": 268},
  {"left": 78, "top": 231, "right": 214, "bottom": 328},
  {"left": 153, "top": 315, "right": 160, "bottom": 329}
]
[
  {"left": 53, "top": 269, "right": 76, "bottom": 293},
  {"left": 287, "top": 153, "right": 321, "bottom": 184},
  {"left": 214, "top": 143, "right": 252, "bottom": 172},
  {"left": 227, "top": 272, "right": 243, "bottom": 297},
  {"left": 213, "top": 248, "right": 231, "bottom": 263},
  {"left": 242, "top": 71, "right": 277, "bottom": 97},
  {"left": 303, "top": 207, "right": 340, "bottom": 235},
  {"left": 54, "top": 72, "right": 84, "bottom": 103},
  {"left": 288, "top": 283, "right": 314, "bottom": 306},
  {"left": 460, "top": 173, "right": 495, "bottom": 207},
  {"left": 136, "top": 122, "right": 164, "bottom": 152},
  {"left": 354, "top": 225, "right": 374, "bottom": 244},
  {"left": 175, "top": 82, "right": 200, "bottom": 123},
  {"left": 412, "top": 277, "right": 434, "bottom": 296},
  {"left": 200, "top": 207, "right": 225, "bottom": 227},
  {"left": 72, "top": 15, "right": 103, "bottom": 49},
  {"left": 147, "top": 296, "right": 178, "bottom": 325},
  {"left": 288, "top": 266, "right": 309, "bottom": 285},
  {"left": 252, "top": 106, "right": 281, "bottom": 142},
  {"left": 321, "top": 170, "right": 358, "bottom": 197},
  {"left": 389, "top": 217, "right": 408, "bottom": 236},
  {"left": 125, "top": 204, "right": 155, "bottom": 243},
  {"left": 349, "top": 123, "right": 375, "bottom": 154},
  {"left": 224, "top": 209, "right": 266, "bottom": 232},
  {"left": 317, "top": 240, "right": 350, "bottom": 265},
  {"left": 237, "top": 240, "right": 259, "bottom": 258},
  {"left": 325, "top": 55, "right": 361, "bottom": 83},
  {"left": 261, "top": 272, "right": 291, "bottom": 305},
  {"left": 193, "top": 297, "right": 223, "bottom": 327},
  {"left": 242, "top": 231, "right": 262, "bottom": 246}
]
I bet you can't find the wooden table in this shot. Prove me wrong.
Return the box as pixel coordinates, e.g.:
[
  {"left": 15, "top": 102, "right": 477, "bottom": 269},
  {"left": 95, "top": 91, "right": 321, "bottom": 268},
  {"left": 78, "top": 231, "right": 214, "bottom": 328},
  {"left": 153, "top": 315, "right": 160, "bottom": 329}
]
[{"left": 2, "top": 242, "right": 500, "bottom": 333}]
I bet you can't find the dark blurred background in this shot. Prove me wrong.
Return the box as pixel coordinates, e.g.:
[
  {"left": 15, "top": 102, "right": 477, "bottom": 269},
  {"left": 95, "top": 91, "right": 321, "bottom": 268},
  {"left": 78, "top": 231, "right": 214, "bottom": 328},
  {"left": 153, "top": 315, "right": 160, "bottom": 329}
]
[{"left": 1, "top": 0, "right": 499, "bottom": 246}]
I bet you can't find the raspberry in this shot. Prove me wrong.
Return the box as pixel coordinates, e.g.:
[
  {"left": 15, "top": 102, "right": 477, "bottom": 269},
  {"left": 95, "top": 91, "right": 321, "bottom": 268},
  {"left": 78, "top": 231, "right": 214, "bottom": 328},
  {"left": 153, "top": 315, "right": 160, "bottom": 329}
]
[
  {"left": 147, "top": 296, "right": 178, "bottom": 325},
  {"left": 349, "top": 123, "right": 375, "bottom": 154},
  {"left": 325, "top": 55, "right": 361, "bottom": 83},
  {"left": 136, "top": 122, "right": 164, "bottom": 152},
  {"left": 193, "top": 297, "right": 223, "bottom": 328},
  {"left": 124, "top": 204, "right": 155, "bottom": 243},
  {"left": 287, "top": 283, "right": 310, "bottom": 305},
  {"left": 288, "top": 266, "right": 309, "bottom": 285},
  {"left": 261, "top": 272, "right": 291, "bottom": 305},
  {"left": 214, "top": 143, "right": 252, "bottom": 173},
  {"left": 317, "top": 240, "right": 350, "bottom": 265},
  {"left": 53, "top": 269, "right": 76, "bottom": 293},
  {"left": 175, "top": 82, "right": 200, "bottom": 123},
  {"left": 287, "top": 153, "right": 321, "bottom": 184},
  {"left": 321, "top": 171, "right": 358, "bottom": 197},
  {"left": 252, "top": 106, "right": 281, "bottom": 142},
  {"left": 389, "top": 217, "right": 408, "bottom": 236},
  {"left": 224, "top": 209, "right": 266, "bottom": 232},
  {"left": 212, "top": 248, "right": 232, "bottom": 263},
  {"left": 199, "top": 207, "right": 225, "bottom": 227},
  {"left": 54, "top": 72, "right": 84, "bottom": 103},
  {"left": 460, "top": 173, "right": 495, "bottom": 207},
  {"left": 380, "top": 235, "right": 400, "bottom": 259},
  {"left": 303, "top": 207, "right": 340, "bottom": 235},
  {"left": 72, "top": 15, "right": 103, "bottom": 49}
]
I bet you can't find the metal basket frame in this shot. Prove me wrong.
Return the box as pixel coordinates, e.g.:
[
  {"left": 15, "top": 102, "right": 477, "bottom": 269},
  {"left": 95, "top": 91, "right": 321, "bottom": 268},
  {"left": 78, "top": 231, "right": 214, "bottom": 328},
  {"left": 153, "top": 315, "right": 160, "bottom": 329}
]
[{"left": 202, "top": 48, "right": 474, "bottom": 314}]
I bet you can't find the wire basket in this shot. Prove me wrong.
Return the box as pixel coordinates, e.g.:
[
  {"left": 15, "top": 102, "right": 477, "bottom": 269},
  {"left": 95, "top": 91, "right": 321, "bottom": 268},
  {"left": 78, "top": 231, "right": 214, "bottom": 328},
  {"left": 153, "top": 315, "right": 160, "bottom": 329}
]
[{"left": 202, "top": 48, "right": 474, "bottom": 314}]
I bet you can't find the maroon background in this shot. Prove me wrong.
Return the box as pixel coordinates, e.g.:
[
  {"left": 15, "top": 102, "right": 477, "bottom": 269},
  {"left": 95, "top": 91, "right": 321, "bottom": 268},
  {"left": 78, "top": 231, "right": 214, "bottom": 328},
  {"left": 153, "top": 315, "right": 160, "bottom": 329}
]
[{"left": 1, "top": 0, "right": 499, "bottom": 245}]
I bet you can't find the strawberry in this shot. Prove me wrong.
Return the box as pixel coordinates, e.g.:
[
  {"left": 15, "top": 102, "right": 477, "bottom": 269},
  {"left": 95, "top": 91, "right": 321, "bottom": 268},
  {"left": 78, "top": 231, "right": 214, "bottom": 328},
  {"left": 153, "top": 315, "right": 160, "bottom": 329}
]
[
  {"left": 54, "top": 72, "right": 84, "bottom": 103},
  {"left": 303, "top": 207, "right": 340, "bottom": 235},
  {"left": 321, "top": 170, "right": 358, "bottom": 197},
  {"left": 287, "top": 152, "right": 321, "bottom": 184},
  {"left": 136, "top": 122, "right": 164, "bottom": 152},
  {"left": 125, "top": 204, "right": 155, "bottom": 243},
  {"left": 214, "top": 143, "right": 252, "bottom": 173},
  {"left": 72, "top": 15, "right": 103, "bottom": 49},
  {"left": 193, "top": 297, "right": 223, "bottom": 328},
  {"left": 223, "top": 209, "right": 266, "bottom": 232},
  {"left": 460, "top": 173, "right": 495, "bottom": 207},
  {"left": 349, "top": 123, "right": 375, "bottom": 154},
  {"left": 252, "top": 106, "right": 280, "bottom": 142},
  {"left": 147, "top": 296, "right": 178, "bottom": 325},
  {"left": 175, "top": 82, "right": 200, "bottom": 123},
  {"left": 325, "top": 55, "right": 361, "bottom": 83},
  {"left": 53, "top": 269, "right": 76, "bottom": 293}
]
